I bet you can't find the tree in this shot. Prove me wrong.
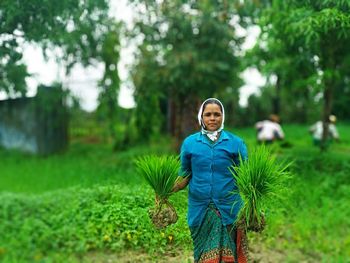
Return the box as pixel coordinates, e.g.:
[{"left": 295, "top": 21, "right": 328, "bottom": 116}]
[
  {"left": 0, "top": 0, "right": 113, "bottom": 95},
  {"left": 1, "top": 0, "right": 125, "bottom": 150},
  {"left": 96, "top": 24, "right": 122, "bottom": 150},
  {"left": 242, "top": 0, "right": 350, "bottom": 150},
  {"left": 239, "top": 0, "right": 317, "bottom": 123},
  {"left": 130, "top": 0, "right": 244, "bottom": 148},
  {"left": 131, "top": 45, "right": 164, "bottom": 142},
  {"left": 276, "top": 1, "right": 350, "bottom": 150}
]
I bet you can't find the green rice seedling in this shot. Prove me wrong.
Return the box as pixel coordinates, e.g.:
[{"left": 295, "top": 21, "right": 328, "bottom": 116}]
[
  {"left": 229, "top": 145, "right": 292, "bottom": 232},
  {"left": 135, "top": 155, "right": 182, "bottom": 229}
]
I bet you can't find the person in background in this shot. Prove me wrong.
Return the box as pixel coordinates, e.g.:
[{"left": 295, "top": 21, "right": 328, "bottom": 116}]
[
  {"left": 255, "top": 114, "right": 285, "bottom": 144},
  {"left": 309, "top": 115, "right": 339, "bottom": 146},
  {"left": 173, "top": 98, "right": 248, "bottom": 263}
]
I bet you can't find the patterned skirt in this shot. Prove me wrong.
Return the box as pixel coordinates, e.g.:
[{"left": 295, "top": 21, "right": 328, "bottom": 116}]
[{"left": 190, "top": 203, "right": 248, "bottom": 263}]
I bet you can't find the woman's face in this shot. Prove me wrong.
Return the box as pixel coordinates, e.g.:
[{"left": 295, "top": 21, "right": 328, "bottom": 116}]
[{"left": 202, "top": 103, "right": 223, "bottom": 131}]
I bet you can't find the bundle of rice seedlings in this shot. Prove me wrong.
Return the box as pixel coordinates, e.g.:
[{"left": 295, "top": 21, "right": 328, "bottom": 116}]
[
  {"left": 229, "top": 145, "right": 292, "bottom": 232},
  {"left": 135, "top": 155, "right": 181, "bottom": 229}
]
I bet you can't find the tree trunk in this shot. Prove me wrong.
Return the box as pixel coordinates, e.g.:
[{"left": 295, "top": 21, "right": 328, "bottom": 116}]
[
  {"left": 167, "top": 95, "right": 176, "bottom": 136},
  {"left": 171, "top": 94, "right": 200, "bottom": 151},
  {"left": 320, "top": 85, "right": 333, "bottom": 151},
  {"left": 173, "top": 95, "right": 184, "bottom": 151},
  {"left": 273, "top": 75, "right": 281, "bottom": 115},
  {"left": 320, "top": 40, "right": 336, "bottom": 152}
]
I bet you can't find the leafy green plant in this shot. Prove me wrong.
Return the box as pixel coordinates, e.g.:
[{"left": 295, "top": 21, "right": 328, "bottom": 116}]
[
  {"left": 135, "top": 155, "right": 181, "bottom": 229},
  {"left": 2, "top": 124, "right": 350, "bottom": 261},
  {"left": 0, "top": 185, "right": 192, "bottom": 262},
  {"left": 230, "top": 145, "right": 292, "bottom": 232}
]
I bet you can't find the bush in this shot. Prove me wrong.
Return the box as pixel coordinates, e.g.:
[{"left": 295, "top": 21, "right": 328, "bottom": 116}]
[{"left": 0, "top": 185, "right": 191, "bottom": 262}]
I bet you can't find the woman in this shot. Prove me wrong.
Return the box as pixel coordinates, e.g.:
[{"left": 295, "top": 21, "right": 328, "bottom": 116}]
[{"left": 173, "top": 98, "right": 248, "bottom": 263}]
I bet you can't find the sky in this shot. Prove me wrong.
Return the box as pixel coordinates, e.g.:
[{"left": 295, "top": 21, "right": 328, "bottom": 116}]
[{"left": 1, "top": 1, "right": 265, "bottom": 111}]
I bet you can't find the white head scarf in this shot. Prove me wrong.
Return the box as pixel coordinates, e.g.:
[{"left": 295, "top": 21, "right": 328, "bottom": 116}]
[{"left": 197, "top": 98, "right": 225, "bottom": 141}]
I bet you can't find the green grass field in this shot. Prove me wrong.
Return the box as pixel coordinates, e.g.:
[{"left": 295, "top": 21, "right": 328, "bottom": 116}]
[{"left": 0, "top": 123, "right": 349, "bottom": 262}]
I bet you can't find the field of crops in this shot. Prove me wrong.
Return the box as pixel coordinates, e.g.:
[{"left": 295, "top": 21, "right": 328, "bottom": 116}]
[{"left": 1, "top": 123, "right": 349, "bottom": 262}]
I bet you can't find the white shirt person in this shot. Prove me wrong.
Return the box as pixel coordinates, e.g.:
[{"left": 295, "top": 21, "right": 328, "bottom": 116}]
[
  {"left": 309, "top": 115, "right": 339, "bottom": 145},
  {"left": 255, "top": 114, "right": 285, "bottom": 144}
]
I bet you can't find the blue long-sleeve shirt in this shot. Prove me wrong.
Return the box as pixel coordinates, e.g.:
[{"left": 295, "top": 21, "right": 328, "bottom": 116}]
[{"left": 180, "top": 130, "right": 248, "bottom": 227}]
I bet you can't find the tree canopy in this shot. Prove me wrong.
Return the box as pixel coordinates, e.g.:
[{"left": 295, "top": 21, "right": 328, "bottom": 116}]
[
  {"left": 130, "top": 0, "right": 244, "bottom": 146},
  {"left": 241, "top": 0, "right": 350, "bottom": 149},
  {"left": 2, "top": 0, "right": 350, "bottom": 151},
  {"left": 0, "top": 0, "right": 114, "bottom": 96}
]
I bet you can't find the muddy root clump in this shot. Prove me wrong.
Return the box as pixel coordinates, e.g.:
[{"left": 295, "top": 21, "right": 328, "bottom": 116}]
[{"left": 149, "top": 202, "right": 178, "bottom": 229}]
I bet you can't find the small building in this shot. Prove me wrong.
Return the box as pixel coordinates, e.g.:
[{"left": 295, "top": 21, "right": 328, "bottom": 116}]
[{"left": 0, "top": 85, "right": 68, "bottom": 155}]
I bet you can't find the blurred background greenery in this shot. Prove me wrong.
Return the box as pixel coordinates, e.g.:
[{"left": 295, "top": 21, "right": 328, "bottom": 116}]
[
  {"left": 1, "top": 124, "right": 349, "bottom": 262},
  {"left": 1, "top": 0, "right": 350, "bottom": 262}
]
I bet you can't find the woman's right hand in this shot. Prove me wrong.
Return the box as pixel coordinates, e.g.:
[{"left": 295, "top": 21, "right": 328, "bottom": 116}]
[
  {"left": 172, "top": 176, "right": 190, "bottom": 193},
  {"left": 172, "top": 184, "right": 179, "bottom": 193}
]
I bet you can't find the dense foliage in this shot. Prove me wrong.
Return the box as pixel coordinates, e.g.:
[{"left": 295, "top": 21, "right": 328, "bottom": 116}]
[
  {"left": 129, "top": 1, "right": 243, "bottom": 145},
  {"left": 1, "top": 123, "right": 350, "bottom": 262},
  {"left": 122, "top": 1, "right": 350, "bottom": 149},
  {"left": 241, "top": 0, "right": 350, "bottom": 149},
  {"left": 0, "top": 185, "right": 190, "bottom": 262},
  {"left": 0, "top": 0, "right": 114, "bottom": 94},
  {"left": 2, "top": 0, "right": 350, "bottom": 150},
  {"left": 1, "top": 0, "right": 122, "bottom": 149}
]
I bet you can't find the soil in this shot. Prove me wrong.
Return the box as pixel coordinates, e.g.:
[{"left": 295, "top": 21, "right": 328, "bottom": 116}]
[{"left": 80, "top": 243, "right": 316, "bottom": 263}]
